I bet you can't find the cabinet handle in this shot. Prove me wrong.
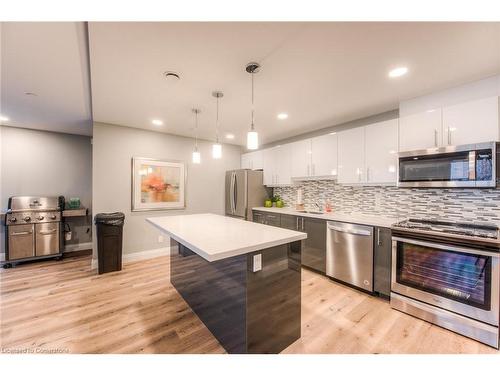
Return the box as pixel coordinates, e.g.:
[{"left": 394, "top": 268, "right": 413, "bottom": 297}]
[
  {"left": 434, "top": 129, "right": 438, "bottom": 147},
  {"left": 307, "top": 164, "right": 310, "bottom": 176},
  {"left": 296, "top": 217, "right": 299, "bottom": 230},
  {"left": 39, "top": 229, "right": 57, "bottom": 235},
  {"left": 11, "top": 231, "right": 32, "bottom": 236},
  {"left": 377, "top": 228, "right": 381, "bottom": 246},
  {"left": 448, "top": 126, "right": 452, "bottom": 145},
  {"left": 301, "top": 217, "right": 304, "bottom": 231},
  {"left": 367, "top": 167, "right": 370, "bottom": 182},
  {"left": 358, "top": 168, "right": 362, "bottom": 182}
]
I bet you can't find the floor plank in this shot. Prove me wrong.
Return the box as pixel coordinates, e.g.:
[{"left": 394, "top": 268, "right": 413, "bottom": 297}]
[{"left": 1, "top": 255, "right": 498, "bottom": 354}]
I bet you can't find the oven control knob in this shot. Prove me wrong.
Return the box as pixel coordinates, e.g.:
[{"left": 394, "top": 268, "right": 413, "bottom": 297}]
[
  {"left": 23, "top": 216, "right": 31, "bottom": 222},
  {"left": 10, "top": 217, "right": 17, "bottom": 223},
  {"left": 50, "top": 215, "right": 57, "bottom": 220},
  {"left": 38, "top": 216, "right": 44, "bottom": 221}
]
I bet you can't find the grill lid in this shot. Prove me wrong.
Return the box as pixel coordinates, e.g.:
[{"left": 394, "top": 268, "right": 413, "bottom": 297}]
[{"left": 8, "top": 196, "right": 64, "bottom": 212}]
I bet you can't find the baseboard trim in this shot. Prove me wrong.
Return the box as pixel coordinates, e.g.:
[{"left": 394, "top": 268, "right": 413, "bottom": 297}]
[
  {"left": 64, "top": 242, "right": 93, "bottom": 253},
  {"left": 90, "top": 247, "right": 170, "bottom": 270},
  {"left": 123, "top": 247, "right": 170, "bottom": 263}
]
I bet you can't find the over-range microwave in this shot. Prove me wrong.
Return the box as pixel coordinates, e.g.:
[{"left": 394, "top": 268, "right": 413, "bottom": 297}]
[{"left": 398, "top": 142, "right": 499, "bottom": 188}]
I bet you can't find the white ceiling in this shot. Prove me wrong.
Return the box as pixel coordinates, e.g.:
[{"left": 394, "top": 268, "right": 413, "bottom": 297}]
[
  {"left": 1, "top": 22, "right": 92, "bottom": 136},
  {"left": 2, "top": 22, "right": 500, "bottom": 144},
  {"left": 88, "top": 22, "right": 500, "bottom": 146}
]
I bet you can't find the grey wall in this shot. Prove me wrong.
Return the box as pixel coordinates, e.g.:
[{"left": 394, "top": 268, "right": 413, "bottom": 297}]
[
  {"left": 92, "top": 122, "right": 241, "bottom": 256},
  {"left": 0, "top": 126, "right": 92, "bottom": 254}
]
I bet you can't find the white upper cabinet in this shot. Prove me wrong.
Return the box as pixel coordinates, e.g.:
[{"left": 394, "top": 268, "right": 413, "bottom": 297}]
[
  {"left": 241, "top": 150, "right": 263, "bottom": 170},
  {"left": 289, "top": 139, "right": 312, "bottom": 178},
  {"left": 442, "top": 96, "right": 499, "bottom": 146},
  {"left": 262, "top": 146, "right": 291, "bottom": 186},
  {"left": 311, "top": 133, "right": 338, "bottom": 177},
  {"left": 338, "top": 126, "right": 365, "bottom": 184},
  {"left": 399, "top": 109, "right": 443, "bottom": 152},
  {"left": 241, "top": 153, "right": 251, "bottom": 169},
  {"left": 364, "top": 119, "right": 398, "bottom": 184}
]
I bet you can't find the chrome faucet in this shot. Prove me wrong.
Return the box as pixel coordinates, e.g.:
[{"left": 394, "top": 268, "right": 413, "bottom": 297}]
[{"left": 314, "top": 202, "right": 322, "bottom": 211}]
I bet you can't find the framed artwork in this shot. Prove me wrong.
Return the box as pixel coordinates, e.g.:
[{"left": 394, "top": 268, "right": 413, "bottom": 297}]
[{"left": 132, "top": 157, "right": 186, "bottom": 211}]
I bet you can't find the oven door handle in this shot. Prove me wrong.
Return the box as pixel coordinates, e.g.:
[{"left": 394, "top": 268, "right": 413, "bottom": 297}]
[
  {"left": 11, "top": 231, "right": 33, "bottom": 236},
  {"left": 39, "top": 229, "right": 57, "bottom": 235},
  {"left": 393, "top": 236, "right": 500, "bottom": 258}
]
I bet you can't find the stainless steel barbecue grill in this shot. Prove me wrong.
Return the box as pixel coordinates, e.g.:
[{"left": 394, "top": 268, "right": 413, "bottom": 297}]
[{"left": 4, "top": 196, "right": 64, "bottom": 267}]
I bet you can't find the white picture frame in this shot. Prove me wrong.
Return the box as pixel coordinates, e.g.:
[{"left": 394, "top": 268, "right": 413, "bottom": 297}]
[{"left": 132, "top": 157, "right": 186, "bottom": 211}]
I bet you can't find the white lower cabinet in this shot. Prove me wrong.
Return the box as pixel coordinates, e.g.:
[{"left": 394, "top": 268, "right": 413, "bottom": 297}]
[
  {"left": 311, "top": 133, "right": 338, "bottom": 177},
  {"left": 365, "top": 119, "right": 399, "bottom": 184},
  {"left": 442, "top": 96, "right": 499, "bottom": 146},
  {"left": 338, "top": 126, "right": 365, "bottom": 184}
]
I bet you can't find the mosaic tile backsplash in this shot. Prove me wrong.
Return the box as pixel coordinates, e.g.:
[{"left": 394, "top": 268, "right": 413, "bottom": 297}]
[{"left": 273, "top": 180, "right": 500, "bottom": 224}]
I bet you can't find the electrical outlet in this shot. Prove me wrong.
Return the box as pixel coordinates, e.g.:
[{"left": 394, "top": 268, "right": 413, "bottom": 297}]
[
  {"left": 253, "top": 254, "right": 262, "bottom": 272},
  {"left": 158, "top": 235, "right": 164, "bottom": 243}
]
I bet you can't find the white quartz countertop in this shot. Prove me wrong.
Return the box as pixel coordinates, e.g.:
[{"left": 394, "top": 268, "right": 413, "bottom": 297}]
[
  {"left": 252, "top": 207, "right": 400, "bottom": 228},
  {"left": 147, "top": 213, "right": 307, "bottom": 262}
]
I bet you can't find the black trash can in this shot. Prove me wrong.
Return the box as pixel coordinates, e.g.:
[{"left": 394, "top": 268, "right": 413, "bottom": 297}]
[{"left": 95, "top": 212, "right": 125, "bottom": 274}]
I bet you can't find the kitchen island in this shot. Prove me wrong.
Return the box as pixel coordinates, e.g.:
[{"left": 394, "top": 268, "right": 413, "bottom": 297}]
[{"left": 147, "top": 213, "right": 307, "bottom": 354}]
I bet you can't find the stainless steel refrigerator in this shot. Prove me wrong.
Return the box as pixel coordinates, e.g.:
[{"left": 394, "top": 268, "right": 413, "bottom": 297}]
[{"left": 225, "top": 169, "right": 268, "bottom": 220}]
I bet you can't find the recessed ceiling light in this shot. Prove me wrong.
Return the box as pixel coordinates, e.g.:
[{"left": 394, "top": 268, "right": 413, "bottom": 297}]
[
  {"left": 225, "top": 133, "right": 235, "bottom": 140},
  {"left": 329, "top": 132, "right": 337, "bottom": 135},
  {"left": 388, "top": 66, "right": 408, "bottom": 78},
  {"left": 25, "top": 92, "right": 37, "bottom": 96},
  {"left": 277, "top": 113, "right": 288, "bottom": 120},
  {"left": 0, "top": 115, "right": 9, "bottom": 122},
  {"left": 151, "top": 119, "right": 163, "bottom": 126}
]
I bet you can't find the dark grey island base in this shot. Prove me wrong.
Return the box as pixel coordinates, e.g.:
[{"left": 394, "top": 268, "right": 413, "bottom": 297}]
[{"left": 170, "top": 238, "right": 302, "bottom": 354}]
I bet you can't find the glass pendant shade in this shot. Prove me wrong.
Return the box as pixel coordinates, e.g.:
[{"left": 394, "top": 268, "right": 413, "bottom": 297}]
[
  {"left": 212, "top": 143, "right": 222, "bottom": 159},
  {"left": 247, "top": 131, "right": 259, "bottom": 150},
  {"left": 192, "top": 150, "right": 201, "bottom": 164}
]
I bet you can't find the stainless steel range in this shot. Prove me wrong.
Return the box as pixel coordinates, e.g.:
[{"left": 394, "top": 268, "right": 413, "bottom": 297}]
[
  {"left": 391, "top": 218, "right": 499, "bottom": 348},
  {"left": 4, "top": 196, "right": 64, "bottom": 267}
]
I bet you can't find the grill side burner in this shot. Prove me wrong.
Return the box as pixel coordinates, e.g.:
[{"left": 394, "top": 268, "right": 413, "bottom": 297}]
[{"left": 4, "top": 196, "right": 64, "bottom": 267}]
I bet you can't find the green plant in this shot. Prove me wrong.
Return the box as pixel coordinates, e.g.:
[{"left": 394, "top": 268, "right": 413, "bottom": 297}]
[{"left": 271, "top": 194, "right": 281, "bottom": 203}]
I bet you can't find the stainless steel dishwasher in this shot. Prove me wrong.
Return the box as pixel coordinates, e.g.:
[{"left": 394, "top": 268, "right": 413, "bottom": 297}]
[{"left": 326, "top": 221, "right": 374, "bottom": 292}]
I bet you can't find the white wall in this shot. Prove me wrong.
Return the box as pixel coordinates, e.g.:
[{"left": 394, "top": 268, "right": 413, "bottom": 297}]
[
  {"left": 92, "top": 122, "right": 241, "bottom": 257},
  {"left": 399, "top": 74, "right": 500, "bottom": 116},
  {"left": 0, "top": 126, "right": 93, "bottom": 254}
]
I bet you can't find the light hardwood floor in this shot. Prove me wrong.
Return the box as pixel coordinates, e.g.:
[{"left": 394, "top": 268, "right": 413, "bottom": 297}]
[{"left": 1, "top": 255, "right": 498, "bottom": 354}]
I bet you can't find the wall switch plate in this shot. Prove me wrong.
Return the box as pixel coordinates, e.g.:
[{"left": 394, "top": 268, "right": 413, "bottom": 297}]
[
  {"left": 253, "top": 254, "right": 262, "bottom": 272},
  {"left": 158, "top": 235, "right": 164, "bottom": 243}
]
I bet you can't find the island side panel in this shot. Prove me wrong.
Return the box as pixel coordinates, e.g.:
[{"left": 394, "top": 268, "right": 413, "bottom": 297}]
[
  {"left": 246, "top": 240, "right": 302, "bottom": 354},
  {"left": 170, "top": 239, "right": 247, "bottom": 354}
]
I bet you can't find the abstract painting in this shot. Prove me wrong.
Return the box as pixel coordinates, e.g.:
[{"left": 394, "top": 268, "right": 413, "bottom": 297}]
[{"left": 132, "top": 157, "right": 186, "bottom": 211}]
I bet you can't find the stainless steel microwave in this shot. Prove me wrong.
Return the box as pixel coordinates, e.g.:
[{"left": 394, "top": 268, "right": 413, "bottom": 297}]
[{"left": 398, "top": 142, "right": 498, "bottom": 188}]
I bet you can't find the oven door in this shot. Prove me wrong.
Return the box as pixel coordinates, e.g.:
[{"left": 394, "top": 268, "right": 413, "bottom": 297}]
[
  {"left": 35, "top": 222, "right": 60, "bottom": 256},
  {"left": 392, "top": 236, "right": 499, "bottom": 326}
]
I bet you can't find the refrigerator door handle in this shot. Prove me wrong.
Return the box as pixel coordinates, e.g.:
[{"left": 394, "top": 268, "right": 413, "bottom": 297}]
[
  {"left": 233, "top": 172, "right": 238, "bottom": 215},
  {"left": 230, "top": 172, "right": 235, "bottom": 214}
]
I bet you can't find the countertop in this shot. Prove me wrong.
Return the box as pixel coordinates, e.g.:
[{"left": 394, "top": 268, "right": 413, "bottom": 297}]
[
  {"left": 252, "top": 207, "right": 400, "bottom": 228},
  {"left": 147, "top": 213, "right": 307, "bottom": 262}
]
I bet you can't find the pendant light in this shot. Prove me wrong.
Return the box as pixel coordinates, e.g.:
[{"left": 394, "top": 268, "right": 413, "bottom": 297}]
[
  {"left": 192, "top": 108, "right": 201, "bottom": 164},
  {"left": 246, "top": 62, "right": 260, "bottom": 150},
  {"left": 212, "top": 91, "right": 223, "bottom": 159}
]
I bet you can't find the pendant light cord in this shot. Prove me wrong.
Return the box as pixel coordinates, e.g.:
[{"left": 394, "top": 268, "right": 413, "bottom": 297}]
[
  {"left": 194, "top": 110, "right": 199, "bottom": 151},
  {"left": 216, "top": 95, "right": 219, "bottom": 143},
  {"left": 251, "top": 72, "right": 255, "bottom": 131}
]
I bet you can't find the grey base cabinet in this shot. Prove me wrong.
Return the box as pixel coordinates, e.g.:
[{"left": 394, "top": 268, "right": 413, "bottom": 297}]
[
  {"left": 374, "top": 227, "right": 392, "bottom": 297},
  {"left": 253, "top": 211, "right": 281, "bottom": 227},
  {"left": 280, "top": 214, "right": 326, "bottom": 274}
]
